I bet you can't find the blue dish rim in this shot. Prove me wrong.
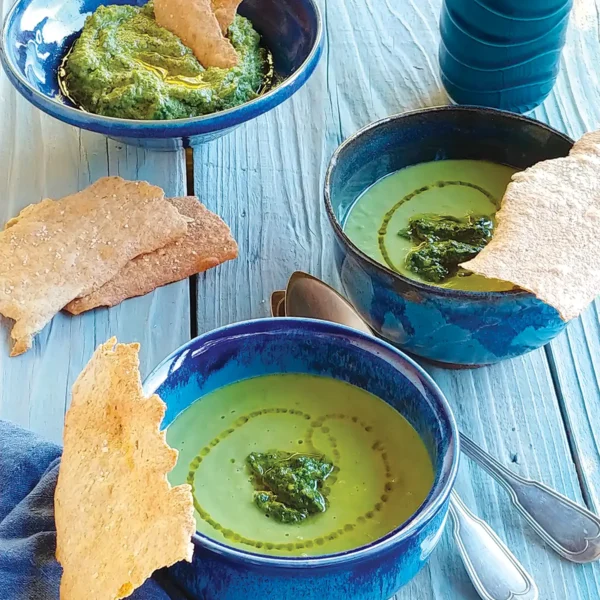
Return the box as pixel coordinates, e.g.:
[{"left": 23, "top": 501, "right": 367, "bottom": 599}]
[
  {"left": 442, "top": 1, "right": 571, "bottom": 49},
  {"left": 440, "top": 70, "right": 557, "bottom": 94},
  {"left": 0, "top": 0, "right": 323, "bottom": 137},
  {"left": 439, "top": 36, "right": 563, "bottom": 72},
  {"left": 470, "top": 0, "right": 573, "bottom": 22},
  {"left": 143, "top": 317, "right": 460, "bottom": 568},
  {"left": 324, "top": 105, "right": 574, "bottom": 301}
]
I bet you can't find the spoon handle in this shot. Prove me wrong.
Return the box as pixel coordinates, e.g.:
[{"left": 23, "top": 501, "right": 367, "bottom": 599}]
[
  {"left": 460, "top": 434, "right": 600, "bottom": 563},
  {"left": 449, "top": 492, "right": 539, "bottom": 600}
]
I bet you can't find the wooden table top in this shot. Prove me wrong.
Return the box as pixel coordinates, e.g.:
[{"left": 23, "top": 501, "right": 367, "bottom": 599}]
[{"left": 1, "top": 0, "right": 599, "bottom": 597}]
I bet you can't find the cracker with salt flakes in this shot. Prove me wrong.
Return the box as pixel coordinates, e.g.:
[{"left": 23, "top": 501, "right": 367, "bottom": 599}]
[
  {"left": 55, "top": 338, "right": 195, "bottom": 600},
  {"left": 212, "top": 0, "right": 243, "bottom": 33},
  {"left": 155, "top": 0, "right": 238, "bottom": 68},
  {"left": 65, "top": 196, "right": 238, "bottom": 314},
  {"left": 0, "top": 177, "right": 188, "bottom": 356},
  {"left": 461, "top": 130, "right": 600, "bottom": 321}
]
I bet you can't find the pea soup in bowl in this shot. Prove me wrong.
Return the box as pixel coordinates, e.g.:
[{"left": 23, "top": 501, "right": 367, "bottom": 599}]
[
  {"left": 143, "top": 318, "right": 458, "bottom": 600},
  {"left": 325, "top": 106, "right": 574, "bottom": 367}
]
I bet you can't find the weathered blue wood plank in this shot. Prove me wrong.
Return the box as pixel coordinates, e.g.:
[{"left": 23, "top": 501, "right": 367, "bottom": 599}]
[
  {"left": 0, "top": 0, "right": 190, "bottom": 443},
  {"left": 194, "top": 0, "right": 600, "bottom": 597},
  {"left": 529, "top": 3, "right": 600, "bottom": 515}
]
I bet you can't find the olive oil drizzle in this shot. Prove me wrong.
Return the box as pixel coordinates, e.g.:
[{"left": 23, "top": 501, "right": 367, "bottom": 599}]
[
  {"left": 377, "top": 180, "right": 497, "bottom": 274},
  {"left": 57, "top": 45, "right": 85, "bottom": 111},
  {"left": 57, "top": 41, "right": 277, "bottom": 111},
  {"left": 186, "top": 408, "right": 397, "bottom": 553}
]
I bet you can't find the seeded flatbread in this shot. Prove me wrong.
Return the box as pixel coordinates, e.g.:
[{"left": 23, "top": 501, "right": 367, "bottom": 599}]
[
  {"left": 0, "top": 177, "right": 188, "bottom": 356},
  {"left": 212, "top": 0, "right": 243, "bottom": 33},
  {"left": 461, "top": 130, "right": 600, "bottom": 321},
  {"left": 55, "top": 338, "right": 195, "bottom": 600},
  {"left": 64, "top": 197, "right": 238, "bottom": 314},
  {"left": 155, "top": 0, "right": 238, "bottom": 68}
]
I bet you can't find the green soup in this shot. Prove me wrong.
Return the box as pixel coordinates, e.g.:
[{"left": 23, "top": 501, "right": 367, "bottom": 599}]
[
  {"left": 343, "top": 160, "right": 518, "bottom": 291},
  {"left": 166, "top": 374, "right": 434, "bottom": 557}
]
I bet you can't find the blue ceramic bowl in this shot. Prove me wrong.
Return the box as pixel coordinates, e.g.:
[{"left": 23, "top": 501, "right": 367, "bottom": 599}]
[
  {"left": 478, "top": 0, "right": 571, "bottom": 19},
  {"left": 143, "top": 318, "right": 459, "bottom": 600},
  {"left": 438, "top": 0, "right": 570, "bottom": 111},
  {"left": 0, "top": 0, "right": 322, "bottom": 149},
  {"left": 441, "top": 74, "right": 558, "bottom": 114},
  {"left": 444, "top": 0, "right": 572, "bottom": 45},
  {"left": 325, "top": 106, "right": 573, "bottom": 368},
  {"left": 440, "top": 46, "right": 562, "bottom": 90},
  {"left": 439, "top": 3, "right": 569, "bottom": 70}
]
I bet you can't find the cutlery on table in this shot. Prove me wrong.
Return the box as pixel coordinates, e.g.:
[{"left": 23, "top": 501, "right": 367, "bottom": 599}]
[
  {"left": 274, "top": 271, "right": 600, "bottom": 564},
  {"left": 459, "top": 433, "right": 600, "bottom": 563},
  {"left": 448, "top": 492, "right": 538, "bottom": 600},
  {"left": 270, "top": 274, "right": 539, "bottom": 600},
  {"left": 267, "top": 270, "right": 600, "bottom": 597}
]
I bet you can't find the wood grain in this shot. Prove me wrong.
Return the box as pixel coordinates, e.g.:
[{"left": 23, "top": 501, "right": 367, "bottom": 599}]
[
  {"left": 0, "top": 0, "right": 190, "bottom": 443},
  {"left": 194, "top": 0, "right": 600, "bottom": 597},
  {"left": 530, "top": 5, "right": 600, "bottom": 515},
  {"left": 0, "top": 0, "right": 598, "bottom": 594}
]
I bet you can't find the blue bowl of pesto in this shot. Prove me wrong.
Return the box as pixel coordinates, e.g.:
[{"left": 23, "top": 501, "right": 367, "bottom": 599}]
[
  {"left": 0, "top": 0, "right": 322, "bottom": 149},
  {"left": 325, "top": 106, "right": 574, "bottom": 367},
  {"left": 143, "top": 318, "right": 459, "bottom": 600}
]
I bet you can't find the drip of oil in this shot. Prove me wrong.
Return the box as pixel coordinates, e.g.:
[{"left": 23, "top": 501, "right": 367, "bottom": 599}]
[
  {"left": 57, "top": 41, "right": 277, "bottom": 111},
  {"left": 185, "top": 407, "right": 398, "bottom": 553},
  {"left": 57, "top": 45, "right": 85, "bottom": 111}
]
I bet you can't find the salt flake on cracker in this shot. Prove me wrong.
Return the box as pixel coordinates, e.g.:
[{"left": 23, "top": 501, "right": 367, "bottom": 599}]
[
  {"left": 0, "top": 177, "right": 188, "bottom": 355},
  {"left": 64, "top": 196, "right": 238, "bottom": 315},
  {"left": 55, "top": 338, "right": 195, "bottom": 600},
  {"left": 212, "top": 0, "right": 243, "bottom": 33},
  {"left": 461, "top": 130, "right": 600, "bottom": 321},
  {"left": 155, "top": 0, "right": 238, "bottom": 68}
]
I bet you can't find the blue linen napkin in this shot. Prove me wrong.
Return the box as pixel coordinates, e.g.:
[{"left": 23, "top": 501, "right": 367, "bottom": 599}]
[{"left": 0, "top": 420, "right": 190, "bottom": 600}]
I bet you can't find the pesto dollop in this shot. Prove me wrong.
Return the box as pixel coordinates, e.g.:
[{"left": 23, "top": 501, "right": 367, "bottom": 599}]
[
  {"left": 247, "top": 451, "right": 334, "bottom": 524},
  {"left": 400, "top": 214, "right": 494, "bottom": 283},
  {"left": 60, "top": 2, "right": 268, "bottom": 120}
]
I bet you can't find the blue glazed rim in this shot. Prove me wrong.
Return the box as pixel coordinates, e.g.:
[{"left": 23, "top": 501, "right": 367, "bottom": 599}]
[
  {"left": 0, "top": 0, "right": 323, "bottom": 139},
  {"left": 442, "top": 2, "right": 571, "bottom": 49},
  {"left": 439, "top": 37, "right": 563, "bottom": 72},
  {"left": 440, "top": 71, "right": 557, "bottom": 94},
  {"left": 471, "top": 0, "right": 573, "bottom": 22},
  {"left": 143, "top": 317, "right": 460, "bottom": 568},
  {"left": 324, "top": 105, "right": 574, "bottom": 301}
]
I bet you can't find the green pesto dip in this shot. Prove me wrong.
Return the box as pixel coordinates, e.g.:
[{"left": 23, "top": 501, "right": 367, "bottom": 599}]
[
  {"left": 60, "top": 2, "right": 268, "bottom": 120},
  {"left": 247, "top": 450, "right": 335, "bottom": 524}
]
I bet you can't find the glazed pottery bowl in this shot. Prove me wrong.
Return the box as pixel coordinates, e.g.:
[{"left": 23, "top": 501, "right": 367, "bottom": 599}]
[
  {"left": 143, "top": 318, "right": 459, "bottom": 600},
  {"left": 325, "top": 106, "right": 573, "bottom": 367},
  {"left": 478, "top": 0, "right": 571, "bottom": 19},
  {"left": 438, "top": 2, "right": 570, "bottom": 111},
  {"left": 439, "top": 47, "right": 562, "bottom": 91},
  {"left": 439, "top": 3, "right": 570, "bottom": 70},
  {"left": 0, "top": 0, "right": 322, "bottom": 150},
  {"left": 444, "top": 0, "right": 572, "bottom": 45},
  {"left": 440, "top": 75, "right": 558, "bottom": 114}
]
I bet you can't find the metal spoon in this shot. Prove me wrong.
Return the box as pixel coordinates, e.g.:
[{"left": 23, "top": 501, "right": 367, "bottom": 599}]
[
  {"left": 448, "top": 493, "right": 538, "bottom": 600},
  {"left": 460, "top": 434, "right": 600, "bottom": 564},
  {"left": 278, "top": 271, "right": 600, "bottom": 564},
  {"left": 273, "top": 276, "right": 538, "bottom": 600}
]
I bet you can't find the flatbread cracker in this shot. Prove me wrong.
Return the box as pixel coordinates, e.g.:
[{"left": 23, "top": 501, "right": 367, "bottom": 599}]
[
  {"left": 0, "top": 177, "right": 188, "bottom": 355},
  {"left": 212, "top": 0, "right": 243, "bottom": 33},
  {"left": 55, "top": 338, "right": 195, "bottom": 600},
  {"left": 155, "top": 0, "right": 238, "bottom": 68},
  {"left": 64, "top": 197, "right": 238, "bottom": 314},
  {"left": 461, "top": 130, "right": 600, "bottom": 321}
]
